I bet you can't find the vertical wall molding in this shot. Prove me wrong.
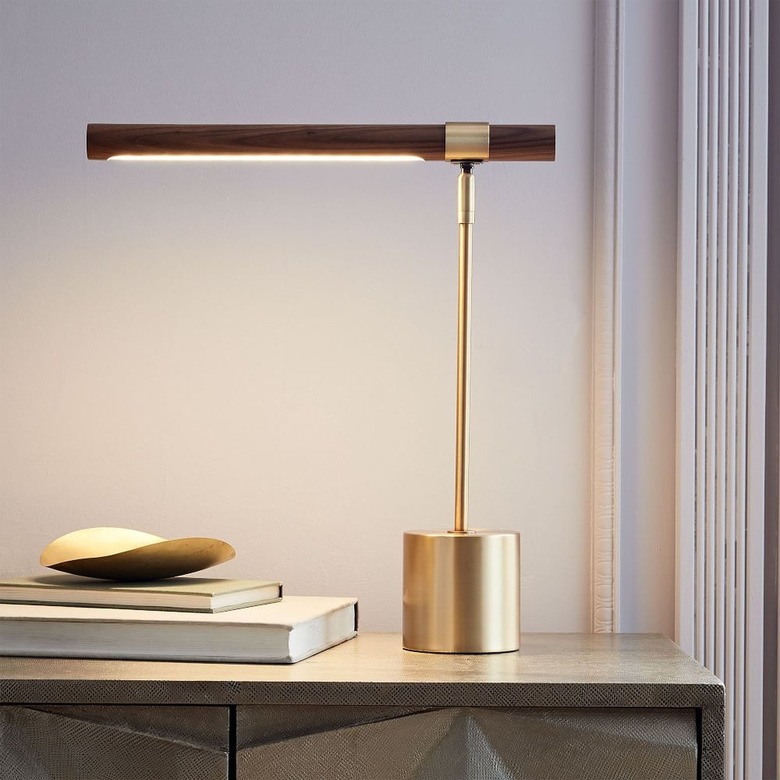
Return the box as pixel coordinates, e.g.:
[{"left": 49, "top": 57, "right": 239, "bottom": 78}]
[
  {"left": 766, "top": 0, "right": 779, "bottom": 774},
  {"left": 676, "top": 1, "right": 769, "bottom": 778},
  {"left": 591, "top": 0, "right": 624, "bottom": 634}
]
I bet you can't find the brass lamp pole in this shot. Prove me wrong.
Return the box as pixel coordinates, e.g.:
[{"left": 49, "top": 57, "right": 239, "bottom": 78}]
[
  {"left": 402, "top": 124, "right": 521, "bottom": 653},
  {"left": 454, "top": 160, "right": 474, "bottom": 535},
  {"left": 87, "top": 121, "right": 555, "bottom": 653}
]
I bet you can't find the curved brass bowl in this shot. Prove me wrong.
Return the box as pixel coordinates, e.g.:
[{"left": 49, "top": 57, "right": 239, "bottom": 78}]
[{"left": 40, "top": 527, "right": 236, "bottom": 581}]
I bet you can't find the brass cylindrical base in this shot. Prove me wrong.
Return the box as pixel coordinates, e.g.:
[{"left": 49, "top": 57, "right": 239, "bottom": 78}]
[{"left": 402, "top": 530, "right": 520, "bottom": 653}]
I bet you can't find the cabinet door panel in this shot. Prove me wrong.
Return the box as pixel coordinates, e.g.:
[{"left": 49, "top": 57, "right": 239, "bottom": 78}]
[
  {"left": 237, "top": 705, "right": 698, "bottom": 780},
  {"left": 0, "top": 705, "right": 228, "bottom": 780}
]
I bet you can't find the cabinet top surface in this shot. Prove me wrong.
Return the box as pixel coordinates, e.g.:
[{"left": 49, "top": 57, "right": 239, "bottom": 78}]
[{"left": 0, "top": 633, "right": 723, "bottom": 707}]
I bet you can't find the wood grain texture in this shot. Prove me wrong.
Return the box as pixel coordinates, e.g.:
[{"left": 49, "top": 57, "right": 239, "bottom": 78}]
[{"left": 86, "top": 124, "right": 555, "bottom": 161}]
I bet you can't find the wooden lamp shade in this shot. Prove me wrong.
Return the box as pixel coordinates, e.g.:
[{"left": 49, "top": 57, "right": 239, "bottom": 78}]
[{"left": 86, "top": 124, "right": 555, "bottom": 162}]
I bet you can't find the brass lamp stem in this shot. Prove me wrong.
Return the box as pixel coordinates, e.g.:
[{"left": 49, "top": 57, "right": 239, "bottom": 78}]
[{"left": 454, "top": 162, "right": 475, "bottom": 534}]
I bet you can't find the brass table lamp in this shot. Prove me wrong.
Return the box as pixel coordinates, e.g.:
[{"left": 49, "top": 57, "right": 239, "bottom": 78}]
[{"left": 86, "top": 122, "right": 556, "bottom": 653}]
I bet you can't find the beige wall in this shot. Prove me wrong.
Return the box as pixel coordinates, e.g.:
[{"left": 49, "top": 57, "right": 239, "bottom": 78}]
[{"left": 0, "top": 0, "right": 678, "bottom": 635}]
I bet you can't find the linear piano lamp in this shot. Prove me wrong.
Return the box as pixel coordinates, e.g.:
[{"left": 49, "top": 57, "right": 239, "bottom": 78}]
[{"left": 86, "top": 122, "right": 556, "bottom": 653}]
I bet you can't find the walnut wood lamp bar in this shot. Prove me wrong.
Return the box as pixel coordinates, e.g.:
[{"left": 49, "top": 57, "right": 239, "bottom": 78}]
[{"left": 86, "top": 122, "right": 556, "bottom": 654}]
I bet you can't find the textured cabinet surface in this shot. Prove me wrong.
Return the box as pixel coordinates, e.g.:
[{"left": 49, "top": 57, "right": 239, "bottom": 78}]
[
  {"left": 236, "top": 704, "right": 699, "bottom": 779},
  {"left": 0, "top": 632, "right": 723, "bottom": 780},
  {"left": 0, "top": 705, "right": 229, "bottom": 780}
]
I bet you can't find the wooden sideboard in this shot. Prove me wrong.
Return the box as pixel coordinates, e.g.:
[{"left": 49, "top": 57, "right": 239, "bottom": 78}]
[{"left": 0, "top": 632, "right": 723, "bottom": 779}]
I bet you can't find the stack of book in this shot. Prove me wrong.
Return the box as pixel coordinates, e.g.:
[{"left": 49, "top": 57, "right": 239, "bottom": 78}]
[{"left": 0, "top": 575, "right": 357, "bottom": 664}]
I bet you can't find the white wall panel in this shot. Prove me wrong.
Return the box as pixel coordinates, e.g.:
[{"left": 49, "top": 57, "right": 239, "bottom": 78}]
[
  {"left": 618, "top": 0, "right": 680, "bottom": 638},
  {"left": 676, "top": 1, "right": 769, "bottom": 777}
]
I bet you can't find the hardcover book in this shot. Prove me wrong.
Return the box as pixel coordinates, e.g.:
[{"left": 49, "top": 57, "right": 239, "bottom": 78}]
[
  {"left": 0, "top": 595, "right": 358, "bottom": 664},
  {"left": 0, "top": 575, "right": 282, "bottom": 613}
]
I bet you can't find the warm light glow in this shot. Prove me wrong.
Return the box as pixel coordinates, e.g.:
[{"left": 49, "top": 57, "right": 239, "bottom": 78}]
[{"left": 108, "top": 154, "right": 424, "bottom": 162}]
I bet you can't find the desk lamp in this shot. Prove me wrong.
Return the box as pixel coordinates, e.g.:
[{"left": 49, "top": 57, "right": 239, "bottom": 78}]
[{"left": 86, "top": 122, "right": 556, "bottom": 653}]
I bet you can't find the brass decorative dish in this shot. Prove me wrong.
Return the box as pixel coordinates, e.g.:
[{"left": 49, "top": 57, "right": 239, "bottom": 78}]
[{"left": 40, "top": 527, "right": 235, "bottom": 581}]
